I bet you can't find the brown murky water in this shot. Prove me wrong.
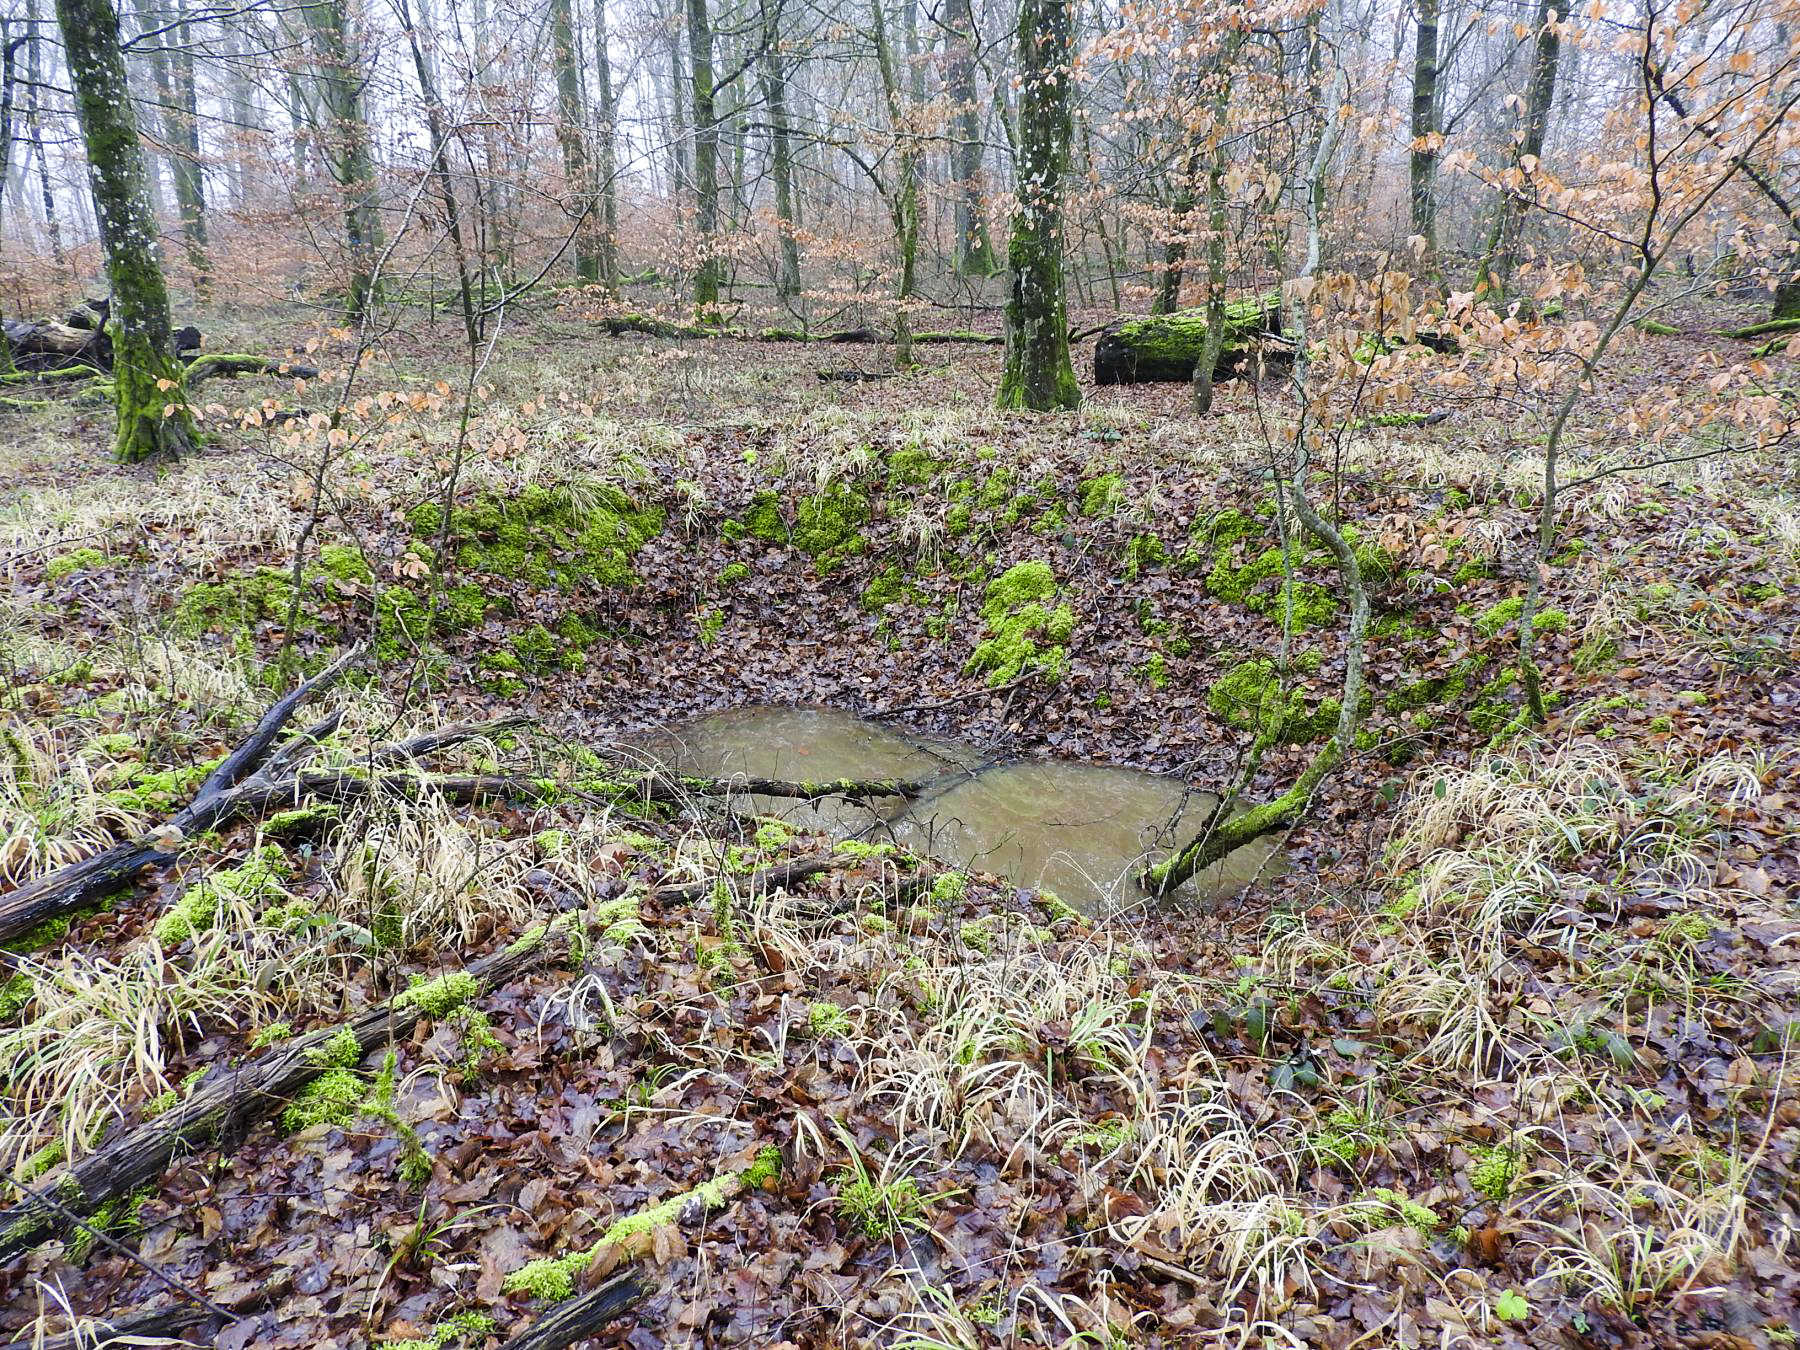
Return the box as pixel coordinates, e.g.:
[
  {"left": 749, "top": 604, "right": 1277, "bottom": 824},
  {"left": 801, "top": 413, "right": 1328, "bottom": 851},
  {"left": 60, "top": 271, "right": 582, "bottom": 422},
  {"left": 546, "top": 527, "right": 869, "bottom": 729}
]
[{"left": 635, "top": 706, "right": 1286, "bottom": 911}]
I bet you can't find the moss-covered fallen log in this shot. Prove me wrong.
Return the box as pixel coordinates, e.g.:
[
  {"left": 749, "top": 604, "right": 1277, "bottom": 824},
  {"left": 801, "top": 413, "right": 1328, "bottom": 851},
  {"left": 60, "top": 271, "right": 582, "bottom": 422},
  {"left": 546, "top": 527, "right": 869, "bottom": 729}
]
[
  {"left": 183, "top": 354, "right": 322, "bottom": 384},
  {"left": 1093, "top": 292, "right": 1282, "bottom": 384},
  {"left": 1721, "top": 316, "right": 1800, "bottom": 340},
  {"left": 0, "top": 919, "right": 577, "bottom": 1264},
  {"left": 595, "top": 314, "right": 999, "bottom": 345},
  {"left": 497, "top": 1271, "right": 650, "bottom": 1349},
  {"left": 637, "top": 771, "right": 930, "bottom": 807}
]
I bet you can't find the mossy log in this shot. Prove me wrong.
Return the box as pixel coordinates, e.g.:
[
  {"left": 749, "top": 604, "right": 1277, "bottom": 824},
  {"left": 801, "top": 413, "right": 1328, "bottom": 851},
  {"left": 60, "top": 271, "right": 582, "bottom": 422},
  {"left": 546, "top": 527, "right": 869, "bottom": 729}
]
[
  {"left": 498, "top": 1271, "right": 650, "bottom": 1350},
  {"left": 0, "top": 651, "right": 535, "bottom": 949},
  {"left": 638, "top": 771, "right": 930, "bottom": 807},
  {"left": 0, "top": 914, "right": 577, "bottom": 1265},
  {"left": 1093, "top": 292, "right": 1283, "bottom": 385},
  {"left": 1721, "top": 315, "right": 1800, "bottom": 340},
  {"left": 183, "top": 354, "right": 322, "bottom": 384},
  {"left": 595, "top": 314, "right": 999, "bottom": 345}
]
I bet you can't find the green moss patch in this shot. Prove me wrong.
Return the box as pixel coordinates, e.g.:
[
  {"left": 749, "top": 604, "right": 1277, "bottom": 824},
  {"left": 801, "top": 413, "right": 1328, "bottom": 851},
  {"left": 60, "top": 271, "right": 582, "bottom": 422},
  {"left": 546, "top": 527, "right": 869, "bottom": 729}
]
[
  {"left": 965, "top": 561, "right": 1075, "bottom": 686},
  {"left": 1208, "top": 657, "right": 1341, "bottom": 745},
  {"left": 45, "top": 548, "right": 106, "bottom": 582},
  {"left": 409, "top": 480, "right": 662, "bottom": 591}
]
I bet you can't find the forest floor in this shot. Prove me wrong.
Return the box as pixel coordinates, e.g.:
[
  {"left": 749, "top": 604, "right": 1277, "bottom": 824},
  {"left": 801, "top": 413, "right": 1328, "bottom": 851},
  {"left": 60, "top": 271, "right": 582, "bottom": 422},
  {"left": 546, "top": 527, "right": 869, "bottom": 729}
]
[{"left": 0, "top": 298, "right": 1796, "bottom": 1349}]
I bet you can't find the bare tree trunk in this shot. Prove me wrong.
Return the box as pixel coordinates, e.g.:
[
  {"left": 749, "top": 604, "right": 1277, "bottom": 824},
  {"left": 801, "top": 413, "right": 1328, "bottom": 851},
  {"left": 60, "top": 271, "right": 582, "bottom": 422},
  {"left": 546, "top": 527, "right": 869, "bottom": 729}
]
[
  {"left": 870, "top": 0, "right": 920, "bottom": 362},
  {"left": 396, "top": 0, "right": 477, "bottom": 343},
  {"left": 1409, "top": 0, "right": 1440, "bottom": 269},
  {"left": 758, "top": 9, "right": 800, "bottom": 301},
  {"left": 22, "top": 0, "right": 65, "bottom": 268},
  {"left": 1191, "top": 40, "right": 1237, "bottom": 413},
  {"left": 593, "top": 0, "right": 620, "bottom": 290},
  {"left": 548, "top": 0, "right": 598, "bottom": 281},
  {"left": 300, "top": 0, "right": 384, "bottom": 322}
]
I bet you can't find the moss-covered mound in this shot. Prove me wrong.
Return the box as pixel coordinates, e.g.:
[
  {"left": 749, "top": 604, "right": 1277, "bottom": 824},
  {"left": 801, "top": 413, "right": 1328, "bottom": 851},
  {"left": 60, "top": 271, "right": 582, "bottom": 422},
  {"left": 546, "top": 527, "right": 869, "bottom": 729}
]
[{"left": 409, "top": 481, "right": 664, "bottom": 590}]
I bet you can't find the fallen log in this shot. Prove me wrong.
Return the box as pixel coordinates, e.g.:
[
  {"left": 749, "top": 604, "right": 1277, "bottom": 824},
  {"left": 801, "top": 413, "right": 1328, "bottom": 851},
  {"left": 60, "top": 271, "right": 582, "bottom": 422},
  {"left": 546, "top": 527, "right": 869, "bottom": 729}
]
[
  {"left": 0, "top": 649, "right": 364, "bottom": 947},
  {"left": 497, "top": 1271, "right": 650, "bottom": 1350},
  {"left": 639, "top": 771, "right": 930, "bottom": 807},
  {"left": 183, "top": 354, "right": 322, "bottom": 384},
  {"left": 594, "top": 314, "right": 1000, "bottom": 345},
  {"left": 0, "top": 1303, "right": 214, "bottom": 1350},
  {"left": 1093, "top": 293, "right": 1283, "bottom": 385},
  {"left": 0, "top": 916, "right": 578, "bottom": 1264},
  {"left": 1, "top": 318, "right": 106, "bottom": 370}
]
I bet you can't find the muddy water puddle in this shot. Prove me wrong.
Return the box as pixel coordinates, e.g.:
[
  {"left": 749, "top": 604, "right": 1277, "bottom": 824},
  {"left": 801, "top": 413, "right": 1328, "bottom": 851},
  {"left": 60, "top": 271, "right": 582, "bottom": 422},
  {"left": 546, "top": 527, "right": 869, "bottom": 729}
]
[{"left": 634, "top": 707, "right": 1284, "bottom": 910}]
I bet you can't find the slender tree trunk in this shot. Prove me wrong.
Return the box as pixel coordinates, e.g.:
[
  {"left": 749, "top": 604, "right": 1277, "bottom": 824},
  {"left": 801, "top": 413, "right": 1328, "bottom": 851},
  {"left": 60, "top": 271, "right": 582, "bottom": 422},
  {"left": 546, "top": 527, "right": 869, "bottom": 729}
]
[
  {"left": 396, "top": 0, "right": 476, "bottom": 343},
  {"left": 665, "top": 0, "right": 690, "bottom": 199},
  {"left": 171, "top": 0, "right": 208, "bottom": 286},
  {"left": 53, "top": 0, "right": 197, "bottom": 460},
  {"left": 1409, "top": 0, "right": 1439, "bottom": 268},
  {"left": 870, "top": 0, "right": 919, "bottom": 362},
  {"left": 1191, "top": 42, "right": 1236, "bottom": 413},
  {"left": 1478, "top": 0, "right": 1559, "bottom": 298},
  {"left": 1156, "top": 144, "right": 1199, "bottom": 314},
  {"left": 759, "top": 25, "right": 800, "bottom": 300},
  {"left": 688, "top": 0, "right": 721, "bottom": 315},
  {"left": 301, "top": 0, "right": 383, "bottom": 322},
  {"left": 22, "top": 0, "right": 64, "bottom": 268},
  {"left": 548, "top": 0, "right": 597, "bottom": 281},
  {"left": 593, "top": 0, "right": 619, "bottom": 290},
  {"left": 996, "top": 0, "right": 1079, "bottom": 411},
  {"left": 944, "top": 0, "right": 995, "bottom": 274}
]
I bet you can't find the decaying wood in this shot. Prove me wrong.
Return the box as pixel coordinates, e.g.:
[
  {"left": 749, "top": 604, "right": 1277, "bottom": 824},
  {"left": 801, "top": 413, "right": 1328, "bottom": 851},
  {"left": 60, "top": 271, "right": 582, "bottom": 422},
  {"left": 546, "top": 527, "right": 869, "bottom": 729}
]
[
  {"left": 496, "top": 1271, "right": 650, "bottom": 1350},
  {"left": 0, "top": 649, "right": 365, "bottom": 946},
  {"left": 0, "top": 1303, "right": 214, "bottom": 1350},
  {"left": 1093, "top": 294, "right": 1284, "bottom": 384},
  {"left": 651, "top": 852, "right": 863, "bottom": 904},
  {"left": 638, "top": 771, "right": 929, "bottom": 807},
  {"left": 595, "top": 314, "right": 999, "bottom": 345},
  {"left": 0, "top": 918, "right": 577, "bottom": 1264},
  {"left": 183, "top": 354, "right": 323, "bottom": 384},
  {"left": 0, "top": 653, "right": 536, "bottom": 949}
]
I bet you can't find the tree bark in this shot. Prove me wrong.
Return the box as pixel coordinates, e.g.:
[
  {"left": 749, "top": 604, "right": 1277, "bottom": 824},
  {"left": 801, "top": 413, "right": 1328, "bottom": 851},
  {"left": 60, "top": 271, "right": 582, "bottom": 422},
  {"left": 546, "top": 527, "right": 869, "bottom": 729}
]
[
  {"left": 300, "top": 0, "right": 384, "bottom": 322},
  {"left": 593, "top": 0, "right": 620, "bottom": 290},
  {"left": 1409, "top": 0, "right": 1440, "bottom": 267},
  {"left": 549, "top": 0, "right": 598, "bottom": 283},
  {"left": 53, "top": 0, "right": 197, "bottom": 460},
  {"left": 688, "top": 0, "right": 722, "bottom": 316},
  {"left": 996, "top": 0, "right": 1079, "bottom": 411},
  {"left": 944, "top": 0, "right": 995, "bottom": 274},
  {"left": 1478, "top": 0, "right": 1559, "bottom": 298},
  {"left": 758, "top": 26, "right": 800, "bottom": 300}
]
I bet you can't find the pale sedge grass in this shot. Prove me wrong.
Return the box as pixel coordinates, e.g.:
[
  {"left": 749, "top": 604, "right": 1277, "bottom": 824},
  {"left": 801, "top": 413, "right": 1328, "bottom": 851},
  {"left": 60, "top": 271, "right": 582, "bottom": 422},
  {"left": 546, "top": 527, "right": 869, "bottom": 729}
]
[
  {"left": 0, "top": 862, "right": 349, "bottom": 1173},
  {"left": 13, "top": 1278, "right": 200, "bottom": 1349},
  {"left": 0, "top": 717, "right": 146, "bottom": 885},
  {"left": 331, "top": 786, "right": 543, "bottom": 954}
]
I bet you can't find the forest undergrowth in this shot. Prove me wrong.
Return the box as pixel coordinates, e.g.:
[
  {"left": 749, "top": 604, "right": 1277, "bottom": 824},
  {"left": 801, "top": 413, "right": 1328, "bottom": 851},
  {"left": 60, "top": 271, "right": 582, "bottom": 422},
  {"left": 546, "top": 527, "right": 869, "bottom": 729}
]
[{"left": 0, "top": 308, "right": 1795, "bottom": 1348}]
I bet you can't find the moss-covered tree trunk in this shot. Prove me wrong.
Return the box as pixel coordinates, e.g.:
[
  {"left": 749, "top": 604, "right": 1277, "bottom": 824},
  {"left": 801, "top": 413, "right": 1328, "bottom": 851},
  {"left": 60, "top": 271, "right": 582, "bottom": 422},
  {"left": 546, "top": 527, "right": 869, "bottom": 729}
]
[
  {"left": 301, "top": 0, "right": 383, "bottom": 323},
  {"left": 53, "top": 0, "right": 196, "bottom": 460},
  {"left": 945, "top": 0, "right": 996, "bottom": 275},
  {"left": 688, "top": 0, "right": 722, "bottom": 318},
  {"left": 549, "top": 0, "right": 597, "bottom": 283},
  {"left": 996, "top": 0, "right": 1079, "bottom": 412}
]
